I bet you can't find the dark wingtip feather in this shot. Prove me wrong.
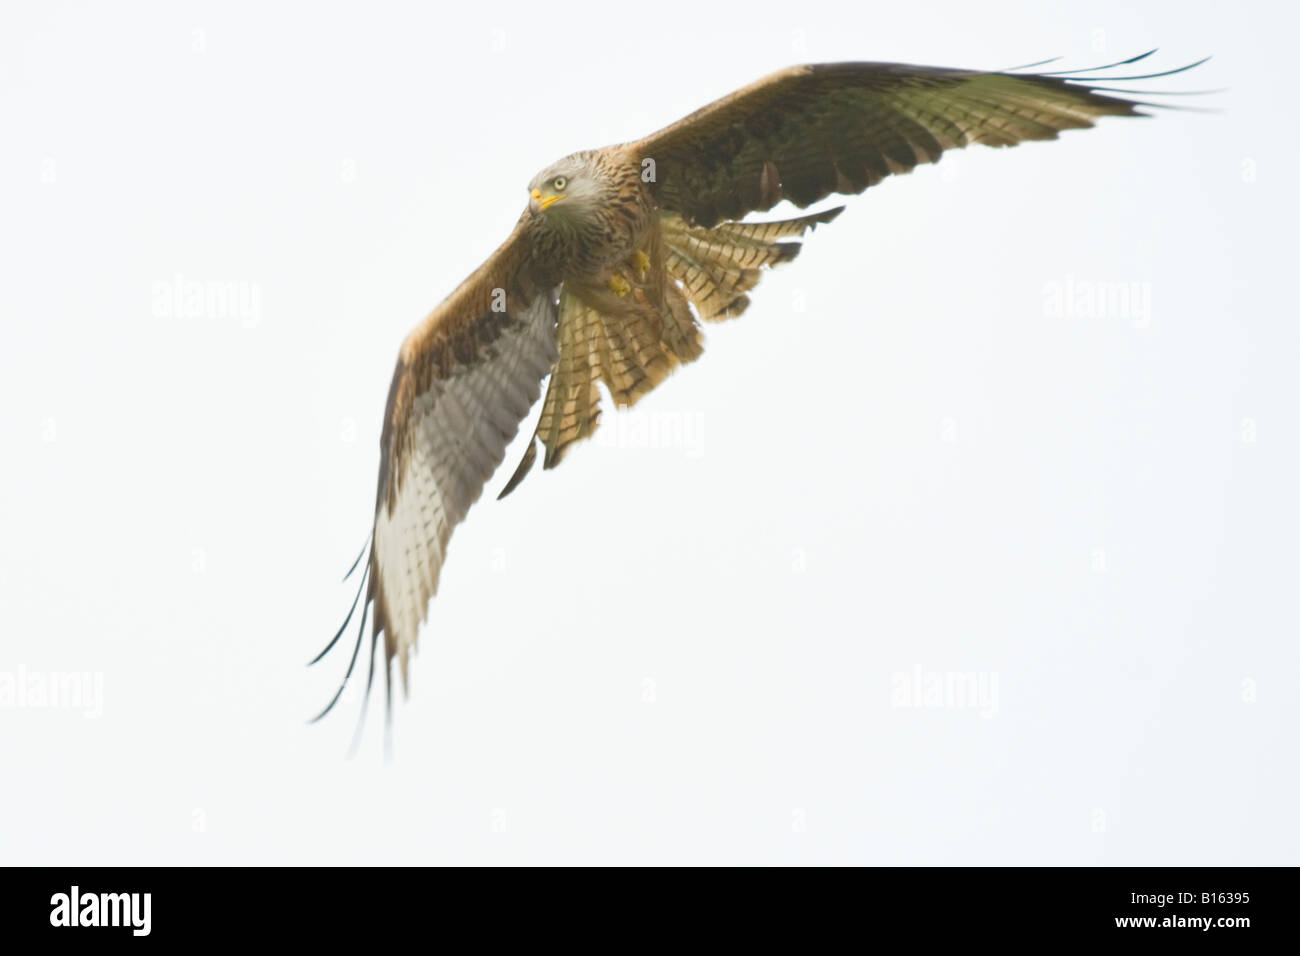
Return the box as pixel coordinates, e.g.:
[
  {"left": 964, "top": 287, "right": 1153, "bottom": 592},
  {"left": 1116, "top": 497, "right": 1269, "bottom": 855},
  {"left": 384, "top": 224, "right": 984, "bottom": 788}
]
[
  {"left": 342, "top": 531, "right": 371, "bottom": 582},
  {"left": 382, "top": 644, "right": 395, "bottom": 762},
  {"left": 1003, "top": 54, "right": 1064, "bottom": 72},
  {"left": 308, "top": 596, "right": 370, "bottom": 724},
  {"left": 1059, "top": 55, "right": 1212, "bottom": 83},
  {"left": 1084, "top": 85, "right": 1226, "bottom": 97},
  {"left": 1028, "top": 48, "right": 1159, "bottom": 76},
  {"left": 312, "top": 598, "right": 374, "bottom": 723},
  {"left": 1109, "top": 99, "right": 1224, "bottom": 115},
  {"left": 345, "top": 612, "right": 382, "bottom": 757},
  {"left": 1018, "top": 53, "right": 1217, "bottom": 115},
  {"left": 309, "top": 558, "right": 369, "bottom": 666}
]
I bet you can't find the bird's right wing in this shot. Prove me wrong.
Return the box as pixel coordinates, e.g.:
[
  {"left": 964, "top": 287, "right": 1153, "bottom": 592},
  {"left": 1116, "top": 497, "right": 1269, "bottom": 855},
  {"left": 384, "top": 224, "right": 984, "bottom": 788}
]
[{"left": 313, "top": 218, "right": 558, "bottom": 725}]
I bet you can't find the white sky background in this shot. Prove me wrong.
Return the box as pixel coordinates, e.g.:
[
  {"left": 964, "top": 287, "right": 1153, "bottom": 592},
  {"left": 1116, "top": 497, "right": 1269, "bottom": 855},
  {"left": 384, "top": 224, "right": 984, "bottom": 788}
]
[{"left": 1, "top": 0, "right": 1295, "bottom": 865}]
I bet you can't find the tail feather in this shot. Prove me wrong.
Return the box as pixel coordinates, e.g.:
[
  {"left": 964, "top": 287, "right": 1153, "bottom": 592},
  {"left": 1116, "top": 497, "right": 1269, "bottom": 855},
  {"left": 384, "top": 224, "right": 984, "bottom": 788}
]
[
  {"left": 664, "top": 207, "right": 842, "bottom": 320},
  {"left": 499, "top": 206, "right": 842, "bottom": 495}
]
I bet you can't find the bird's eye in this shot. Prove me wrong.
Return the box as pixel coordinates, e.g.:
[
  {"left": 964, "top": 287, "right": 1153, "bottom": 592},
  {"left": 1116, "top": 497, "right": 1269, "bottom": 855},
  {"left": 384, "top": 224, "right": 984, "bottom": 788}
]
[{"left": 553, "top": 177, "right": 567, "bottom": 191}]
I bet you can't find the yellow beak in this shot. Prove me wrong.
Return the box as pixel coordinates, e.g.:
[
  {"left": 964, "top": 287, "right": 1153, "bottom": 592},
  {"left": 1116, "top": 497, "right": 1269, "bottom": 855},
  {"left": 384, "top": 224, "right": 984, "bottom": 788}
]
[{"left": 530, "top": 188, "right": 566, "bottom": 213}]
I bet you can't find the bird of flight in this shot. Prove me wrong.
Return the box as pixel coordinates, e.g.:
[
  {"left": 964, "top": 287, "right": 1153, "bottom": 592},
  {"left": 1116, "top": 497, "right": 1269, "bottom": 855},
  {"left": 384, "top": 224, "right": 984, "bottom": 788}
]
[{"left": 313, "top": 51, "right": 1206, "bottom": 736}]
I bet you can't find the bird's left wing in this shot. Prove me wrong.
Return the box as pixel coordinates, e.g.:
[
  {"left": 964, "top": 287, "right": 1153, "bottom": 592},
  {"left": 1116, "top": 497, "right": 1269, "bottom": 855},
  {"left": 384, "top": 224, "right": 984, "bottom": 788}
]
[
  {"left": 630, "top": 56, "right": 1202, "bottom": 227},
  {"left": 314, "top": 218, "right": 558, "bottom": 724}
]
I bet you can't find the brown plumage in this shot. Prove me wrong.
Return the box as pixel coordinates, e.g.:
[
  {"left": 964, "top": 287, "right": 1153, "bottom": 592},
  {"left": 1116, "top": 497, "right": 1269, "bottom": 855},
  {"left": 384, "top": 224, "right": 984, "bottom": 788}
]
[{"left": 312, "top": 53, "right": 1205, "bottom": 732}]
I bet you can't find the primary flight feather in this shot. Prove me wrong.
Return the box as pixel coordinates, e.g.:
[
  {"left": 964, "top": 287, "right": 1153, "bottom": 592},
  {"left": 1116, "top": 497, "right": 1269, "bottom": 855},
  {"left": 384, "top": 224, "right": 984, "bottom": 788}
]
[{"left": 313, "top": 53, "right": 1205, "bottom": 729}]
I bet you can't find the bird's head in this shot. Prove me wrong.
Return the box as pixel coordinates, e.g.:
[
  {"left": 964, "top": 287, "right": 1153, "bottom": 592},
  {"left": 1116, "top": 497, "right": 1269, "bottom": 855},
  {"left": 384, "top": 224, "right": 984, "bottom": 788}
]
[{"left": 527, "top": 152, "right": 607, "bottom": 227}]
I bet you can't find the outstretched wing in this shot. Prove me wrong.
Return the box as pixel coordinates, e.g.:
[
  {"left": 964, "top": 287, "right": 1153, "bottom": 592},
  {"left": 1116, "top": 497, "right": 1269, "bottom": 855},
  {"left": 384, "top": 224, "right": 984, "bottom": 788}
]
[
  {"left": 313, "top": 218, "right": 558, "bottom": 727},
  {"left": 631, "top": 56, "right": 1196, "bottom": 227}
]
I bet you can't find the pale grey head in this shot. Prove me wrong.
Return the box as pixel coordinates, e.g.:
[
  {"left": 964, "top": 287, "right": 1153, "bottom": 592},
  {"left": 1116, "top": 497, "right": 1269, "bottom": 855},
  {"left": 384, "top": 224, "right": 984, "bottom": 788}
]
[{"left": 527, "top": 151, "right": 612, "bottom": 226}]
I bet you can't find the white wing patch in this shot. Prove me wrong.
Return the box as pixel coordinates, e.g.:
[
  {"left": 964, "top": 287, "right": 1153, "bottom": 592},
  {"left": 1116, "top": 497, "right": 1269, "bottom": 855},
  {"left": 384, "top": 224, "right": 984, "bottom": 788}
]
[{"left": 373, "top": 292, "right": 558, "bottom": 689}]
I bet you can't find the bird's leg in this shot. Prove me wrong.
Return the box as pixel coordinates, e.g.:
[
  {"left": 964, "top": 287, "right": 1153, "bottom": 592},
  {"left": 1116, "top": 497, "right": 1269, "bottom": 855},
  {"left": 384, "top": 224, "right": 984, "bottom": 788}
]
[
  {"left": 608, "top": 273, "right": 631, "bottom": 297},
  {"left": 633, "top": 249, "right": 651, "bottom": 281}
]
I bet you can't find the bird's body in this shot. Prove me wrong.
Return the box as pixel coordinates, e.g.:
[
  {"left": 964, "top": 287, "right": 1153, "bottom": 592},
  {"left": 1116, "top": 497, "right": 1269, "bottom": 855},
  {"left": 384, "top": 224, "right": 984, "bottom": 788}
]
[{"left": 314, "top": 54, "right": 1205, "bottom": 730}]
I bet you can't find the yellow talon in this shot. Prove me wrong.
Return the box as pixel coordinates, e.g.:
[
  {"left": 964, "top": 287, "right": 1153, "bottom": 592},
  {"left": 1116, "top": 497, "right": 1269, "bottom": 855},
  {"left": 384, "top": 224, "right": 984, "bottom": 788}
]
[
  {"left": 634, "top": 250, "right": 651, "bottom": 278},
  {"left": 609, "top": 274, "right": 631, "bottom": 297}
]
